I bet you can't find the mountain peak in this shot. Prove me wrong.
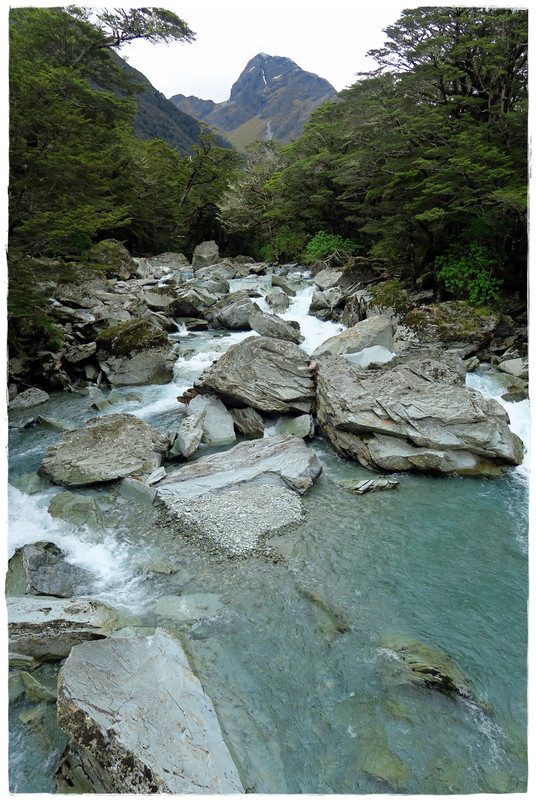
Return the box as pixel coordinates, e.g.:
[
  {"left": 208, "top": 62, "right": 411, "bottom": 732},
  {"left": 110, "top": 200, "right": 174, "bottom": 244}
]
[{"left": 170, "top": 54, "right": 336, "bottom": 149}]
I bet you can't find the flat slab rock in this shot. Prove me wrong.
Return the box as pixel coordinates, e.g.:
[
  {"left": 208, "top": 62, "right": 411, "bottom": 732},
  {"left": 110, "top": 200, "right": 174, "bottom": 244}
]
[
  {"left": 8, "top": 596, "right": 116, "bottom": 662},
  {"left": 157, "top": 433, "right": 322, "bottom": 498},
  {"left": 56, "top": 628, "right": 244, "bottom": 793},
  {"left": 38, "top": 413, "right": 170, "bottom": 486}
]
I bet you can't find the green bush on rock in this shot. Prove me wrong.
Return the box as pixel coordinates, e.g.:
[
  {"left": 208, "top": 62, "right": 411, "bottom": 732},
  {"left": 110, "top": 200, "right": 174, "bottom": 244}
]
[{"left": 434, "top": 244, "right": 503, "bottom": 306}]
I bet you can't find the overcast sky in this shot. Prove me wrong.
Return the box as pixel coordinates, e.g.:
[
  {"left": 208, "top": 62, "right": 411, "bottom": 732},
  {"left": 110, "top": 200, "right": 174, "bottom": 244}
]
[{"left": 120, "top": 1, "right": 408, "bottom": 101}]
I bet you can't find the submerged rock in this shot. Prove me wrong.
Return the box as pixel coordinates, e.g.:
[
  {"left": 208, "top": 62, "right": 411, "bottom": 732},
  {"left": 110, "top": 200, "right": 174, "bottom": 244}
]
[
  {"left": 379, "top": 635, "right": 487, "bottom": 710},
  {"left": 48, "top": 491, "right": 105, "bottom": 532},
  {"left": 55, "top": 628, "right": 244, "bottom": 793},
  {"left": 335, "top": 477, "right": 399, "bottom": 494},
  {"left": 315, "top": 356, "right": 523, "bottom": 476},
  {"left": 195, "top": 336, "right": 316, "bottom": 413},
  {"left": 38, "top": 414, "right": 170, "bottom": 486}
]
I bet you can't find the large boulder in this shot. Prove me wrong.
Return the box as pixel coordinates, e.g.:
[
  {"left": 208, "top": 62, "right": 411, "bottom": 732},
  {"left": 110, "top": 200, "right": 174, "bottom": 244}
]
[
  {"left": 203, "top": 291, "right": 259, "bottom": 330},
  {"left": 158, "top": 433, "right": 322, "bottom": 498},
  {"left": 7, "top": 596, "right": 116, "bottom": 663},
  {"left": 195, "top": 336, "right": 316, "bottom": 413},
  {"left": 312, "top": 314, "right": 394, "bottom": 358},
  {"left": 95, "top": 319, "right": 175, "bottom": 386},
  {"left": 249, "top": 309, "right": 304, "bottom": 344},
  {"left": 38, "top": 414, "right": 170, "bottom": 486},
  {"left": 55, "top": 629, "right": 244, "bottom": 793},
  {"left": 402, "top": 301, "right": 501, "bottom": 356},
  {"left": 315, "top": 356, "right": 523, "bottom": 476},
  {"left": 9, "top": 387, "right": 49, "bottom": 410},
  {"left": 171, "top": 285, "right": 221, "bottom": 317},
  {"left": 191, "top": 240, "right": 220, "bottom": 270}
]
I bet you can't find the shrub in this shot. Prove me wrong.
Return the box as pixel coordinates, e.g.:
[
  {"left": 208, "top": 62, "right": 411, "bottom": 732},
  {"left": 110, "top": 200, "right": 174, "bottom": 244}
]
[
  {"left": 434, "top": 244, "right": 503, "bottom": 305},
  {"left": 304, "top": 231, "right": 356, "bottom": 264}
]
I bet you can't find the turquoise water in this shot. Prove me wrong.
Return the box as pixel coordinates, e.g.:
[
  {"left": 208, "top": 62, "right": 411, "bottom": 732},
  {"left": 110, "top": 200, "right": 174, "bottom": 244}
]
[{"left": 7, "top": 285, "right": 529, "bottom": 793}]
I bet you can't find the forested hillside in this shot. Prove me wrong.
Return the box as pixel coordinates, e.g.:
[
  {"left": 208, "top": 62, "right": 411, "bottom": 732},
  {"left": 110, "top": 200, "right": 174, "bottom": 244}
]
[
  {"left": 8, "top": 5, "right": 528, "bottom": 361},
  {"left": 219, "top": 7, "right": 528, "bottom": 300}
]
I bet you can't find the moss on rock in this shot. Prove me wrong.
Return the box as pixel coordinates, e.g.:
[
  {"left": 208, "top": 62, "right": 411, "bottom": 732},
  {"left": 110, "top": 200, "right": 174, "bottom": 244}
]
[{"left": 96, "top": 320, "right": 168, "bottom": 357}]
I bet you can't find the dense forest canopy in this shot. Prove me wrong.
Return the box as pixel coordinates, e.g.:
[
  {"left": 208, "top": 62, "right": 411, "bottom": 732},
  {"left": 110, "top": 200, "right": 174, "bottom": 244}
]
[{"left": 8, "top": 5, "right": 528, "bottom": 357}]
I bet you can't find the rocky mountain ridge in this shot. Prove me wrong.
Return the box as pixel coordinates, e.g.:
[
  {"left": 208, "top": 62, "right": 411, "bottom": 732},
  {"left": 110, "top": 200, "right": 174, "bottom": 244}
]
[{"left": 170, "top": 53, "right": 336, "bottom": 149}]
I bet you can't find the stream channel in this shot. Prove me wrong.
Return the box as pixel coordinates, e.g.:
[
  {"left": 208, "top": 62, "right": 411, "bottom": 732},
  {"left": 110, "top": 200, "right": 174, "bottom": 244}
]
[{"left": 7, "top": 269, "right": 529, "bottom": 793}]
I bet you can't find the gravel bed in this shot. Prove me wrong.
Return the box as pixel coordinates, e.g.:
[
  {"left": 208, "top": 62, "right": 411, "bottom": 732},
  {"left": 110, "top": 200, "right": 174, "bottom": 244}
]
[{"left": 160, "top": 483, "right": 303, "bottom": 556}]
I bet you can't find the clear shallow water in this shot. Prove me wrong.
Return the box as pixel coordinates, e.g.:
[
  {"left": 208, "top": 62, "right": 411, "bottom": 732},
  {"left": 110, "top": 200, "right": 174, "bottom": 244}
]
[{"left": 7, "top": 282, "right": 529, "bottom": 793}]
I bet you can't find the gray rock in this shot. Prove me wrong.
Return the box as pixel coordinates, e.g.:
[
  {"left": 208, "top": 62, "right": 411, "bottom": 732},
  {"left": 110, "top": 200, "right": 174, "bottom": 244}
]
[
  {"left": 171, "top": 410, "right": 206, "bottom": 458},
  {"left": 192, "top": 239, "right": 221, "bottom": 270},
  {"left": 95, "top": 319, "right": 175, "bottom": 386},
  {"left": 6, "top": 542, "right": 92, "bottom": 598},
  {"left": 312, "top": 314, "right": 394, "bottom": 358},
  {"left": 38, "top": 414, "right": 170, "bottom": 486},
  {"left": 204, "top": 291, "right": 259, "bottom": 330},
  {"left": 187, "top": 393, "right": 236, "bottom": 445},
  {"left": 158, "top": 433, "right": 322, "bottom": 498},
  {"left": 498, "top": 357, "right": 528, "bottom": 380},
  {"left": 342, "top": 345, "right": 396, "bottom": 369},
  {"left": 275, "top": 414, "right": 315, "bottom": 439},
  {"left": 48, "top": 491, "right": 105, "bottom": 532},
  {"left": 171, "top": 285, "right": 220, "bottom": 317},
  {"left": 119, "top": 477, "right": 157, "bottom": 506},
  {"left": 271, "top": 275, "right": 297, "bottom": 296},
  {"left": 64, "top": 342, "right": 97, "bottom": 364},
  {"left": 335, "top": 477, "right": 399, "bottom": 494},
  {"left": 314, "top": 268, "right": 344, "bottom": 291},
  {"left": 55, "top": 629, "right": 244, "bottom": 793},
  {"left": 315, "top": 356, "right": 523, "bottom": 476},
  {"left": 231, "top": 406, "right": 265, "bottom": 439},
  {"left": 194, "top": 262, "right": 238, "bottom": 281},
  {"left": 147, "top": 251, "right": 190, "bottom": 268},
  {"left": 7, "top": 596, "right": 116, "bottom": 662},
  {"left": 195, "top": 336, "right": 315, "bottom": 413},
  {"left": 161, "top": 483, "right": 303, "bottom": 555},
  {"left": 9, "top": 387, "right": 49, "bottom": 410},
  {"left": 249, "top": 309, "right": 304, "bottom": 344},
  {"left": 265, "top": 288, "right": 290, "bottom": 312}
]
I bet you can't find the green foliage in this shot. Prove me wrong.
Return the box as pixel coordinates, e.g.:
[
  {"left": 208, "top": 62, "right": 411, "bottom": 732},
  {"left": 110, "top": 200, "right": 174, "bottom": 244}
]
[
  {"left": 303, "top": 231, "right": 356, "bottom": 264},
  {"left": 434, "top": 244, "right": 504, "bottom": 305}
]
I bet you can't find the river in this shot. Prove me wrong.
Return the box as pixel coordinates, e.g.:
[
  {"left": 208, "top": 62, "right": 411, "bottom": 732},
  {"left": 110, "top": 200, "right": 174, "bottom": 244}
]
[{"left": 7, "top": 273, "right": 529, "bottom": 793}]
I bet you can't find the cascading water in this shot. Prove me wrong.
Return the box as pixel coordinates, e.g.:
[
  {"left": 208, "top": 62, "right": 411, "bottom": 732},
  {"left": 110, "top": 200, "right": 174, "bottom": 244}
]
[{"left": 7, "top": 274, "right": 529, "bottom": 793}]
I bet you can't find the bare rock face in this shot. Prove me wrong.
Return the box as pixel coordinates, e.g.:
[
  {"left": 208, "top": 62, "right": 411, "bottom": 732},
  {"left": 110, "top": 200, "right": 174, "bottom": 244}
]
[
  {"left": 315, "top": 356, "right": 523, "bottom": 476},
  {"left": 195, "top": 336, "right": 315, "bottom": 413},
  {"left": 55, "top": 629, "right": 244, "bottom": 793},
  {"left": 38, "top": 414, "right": 170, "bottom": 486}
]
